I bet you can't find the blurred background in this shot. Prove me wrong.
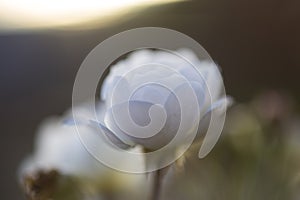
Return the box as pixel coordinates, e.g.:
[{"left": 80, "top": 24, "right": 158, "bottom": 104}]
[{"left": 1, "top": 0, "right": 300, "bottom": 199}]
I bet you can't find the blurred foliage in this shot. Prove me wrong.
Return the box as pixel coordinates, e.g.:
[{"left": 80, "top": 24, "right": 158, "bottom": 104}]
[
  {"left": 21, "top": 170, "right": 82, "bottom": 200},
  {"left": 163, "top": 91, "right": 300, "bottom": 200},
  {"left": 21, "top": 169, "right": 146, "bottom": 200}
]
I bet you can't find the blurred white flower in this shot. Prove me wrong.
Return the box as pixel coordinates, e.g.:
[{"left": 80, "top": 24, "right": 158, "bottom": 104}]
[
  {"left": 99, "top": 49, "right": 231, "bottom": 150},
  {"left": 20, "top": 118, "right": 102, "bottom": 179},
  {"left": 18, "top": 103, "right": 147, "bottom": 196}
]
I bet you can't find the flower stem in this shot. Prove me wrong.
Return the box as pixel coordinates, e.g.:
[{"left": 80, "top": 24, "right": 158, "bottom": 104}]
[{"left": 150, "top": 169, "right": 163, "bottom": 200}]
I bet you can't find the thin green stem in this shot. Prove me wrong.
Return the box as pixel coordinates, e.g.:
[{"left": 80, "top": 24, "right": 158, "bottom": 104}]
[{"left": 149, "top": 169, "right": 163, "bottom": 200}]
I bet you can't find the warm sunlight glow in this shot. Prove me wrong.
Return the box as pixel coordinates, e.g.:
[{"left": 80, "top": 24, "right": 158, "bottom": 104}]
[{"left": 0, "top": 0, "right": 183, "bottom": 30}]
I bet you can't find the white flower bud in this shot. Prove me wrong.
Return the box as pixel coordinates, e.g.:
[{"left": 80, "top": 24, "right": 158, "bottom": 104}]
[{"left": 99, "top": 49, "right": 231, "bottom": 151}]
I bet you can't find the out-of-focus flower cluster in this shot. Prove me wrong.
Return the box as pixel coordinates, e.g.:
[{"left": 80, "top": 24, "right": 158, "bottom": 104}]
[
  {"left": 19, "top": 48, "right": 230, "bottom": 199},
  {"left": 161, "top": 91, "right": 300, "bottom": 200},
  {"left": 19, "top": 90, "right": 300, "bottom": 200},
  {"left": 18, "top": 45, "right": 300, "bottom": 200}
]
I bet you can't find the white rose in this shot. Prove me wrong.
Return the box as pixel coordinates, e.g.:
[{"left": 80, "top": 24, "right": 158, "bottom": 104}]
[
  {"left": 18, "top": 103, "right": 146, "bottom": 192},
  {"left": 99, "top": 49, "right": 231, "bottom": 151}
]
